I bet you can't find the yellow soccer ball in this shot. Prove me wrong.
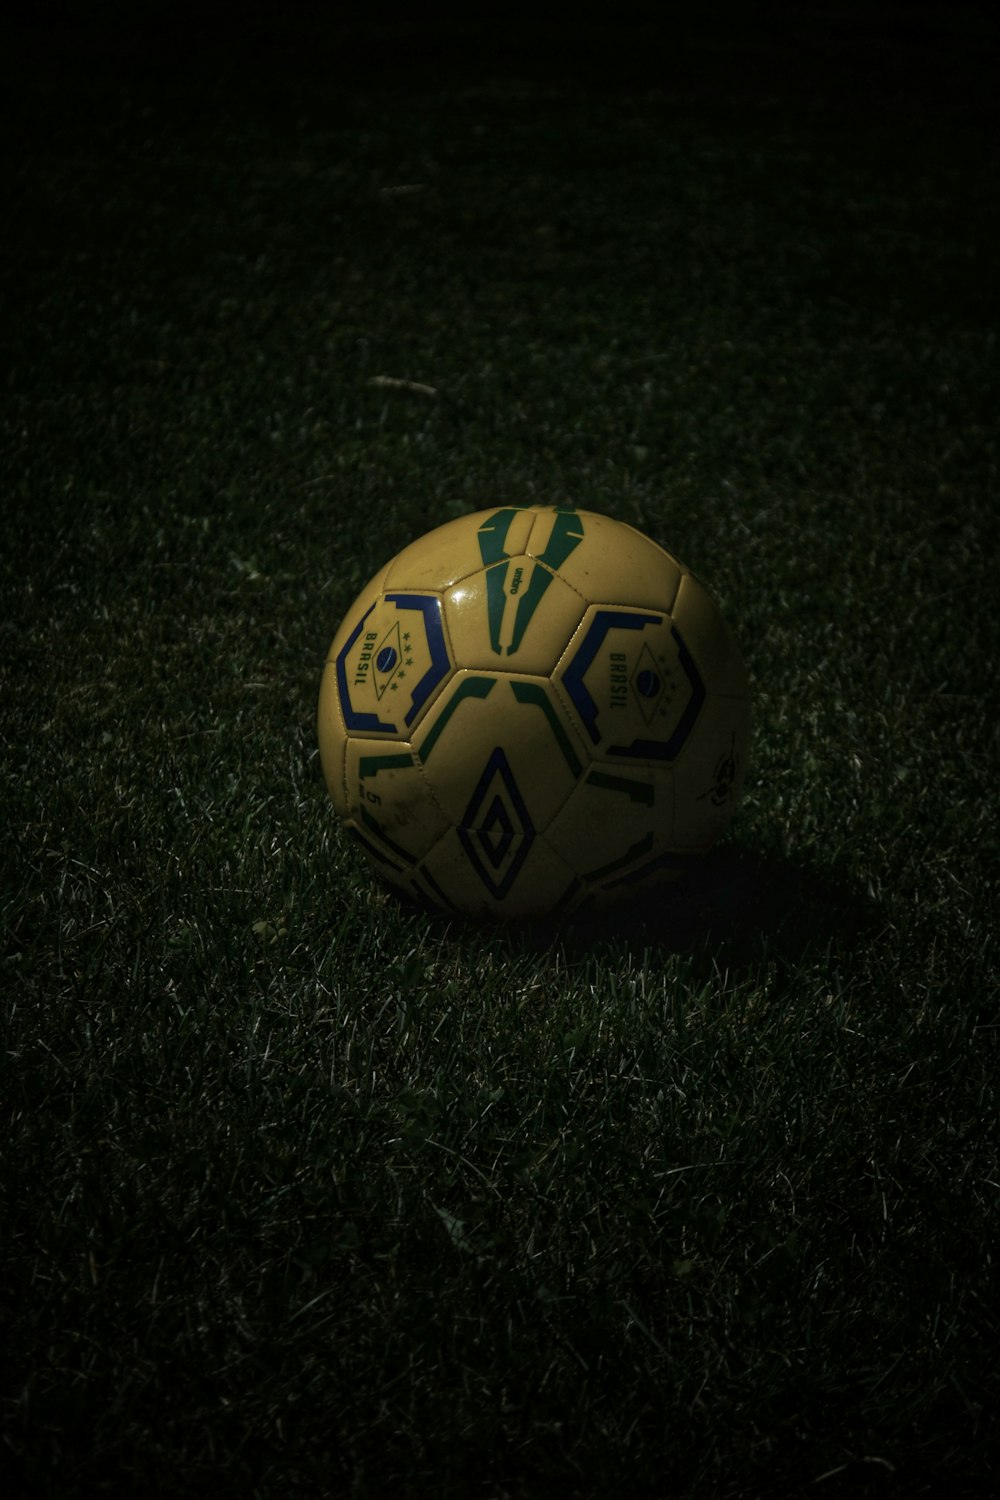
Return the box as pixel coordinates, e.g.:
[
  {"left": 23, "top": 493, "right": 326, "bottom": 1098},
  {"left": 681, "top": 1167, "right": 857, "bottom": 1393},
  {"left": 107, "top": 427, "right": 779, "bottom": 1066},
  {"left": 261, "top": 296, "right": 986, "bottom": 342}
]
[{"left": 317, "top": 505, "right": 750, "bottom": 919}]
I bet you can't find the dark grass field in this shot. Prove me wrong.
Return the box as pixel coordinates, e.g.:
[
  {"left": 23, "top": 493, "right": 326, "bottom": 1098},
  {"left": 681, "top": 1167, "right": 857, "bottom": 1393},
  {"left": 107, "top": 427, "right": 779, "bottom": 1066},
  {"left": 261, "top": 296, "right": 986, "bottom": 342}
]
[{"left": 3, "top": 4, "right": 1000, "bottom": 1496}]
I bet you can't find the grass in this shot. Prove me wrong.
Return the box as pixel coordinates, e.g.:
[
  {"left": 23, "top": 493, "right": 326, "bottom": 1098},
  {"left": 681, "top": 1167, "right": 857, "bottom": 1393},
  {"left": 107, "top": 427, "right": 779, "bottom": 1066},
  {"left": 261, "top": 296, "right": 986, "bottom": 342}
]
[{"left": 3, "top": 6, "right": 999, "bottom": 1496}]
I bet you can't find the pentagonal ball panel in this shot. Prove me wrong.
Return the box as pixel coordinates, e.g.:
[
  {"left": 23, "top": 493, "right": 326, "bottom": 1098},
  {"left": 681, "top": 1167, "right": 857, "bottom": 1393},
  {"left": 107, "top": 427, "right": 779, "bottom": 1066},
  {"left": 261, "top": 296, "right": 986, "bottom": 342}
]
[{"left": 444, "top": 562, "right": 587, "bottom": 676}]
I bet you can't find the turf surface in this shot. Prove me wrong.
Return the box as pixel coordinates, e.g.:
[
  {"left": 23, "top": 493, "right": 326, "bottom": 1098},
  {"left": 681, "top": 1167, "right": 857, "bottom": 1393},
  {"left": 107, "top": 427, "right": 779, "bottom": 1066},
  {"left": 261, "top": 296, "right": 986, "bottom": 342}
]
[{"left": 3, "top": 6, "right": 999, "bottom": 1496}]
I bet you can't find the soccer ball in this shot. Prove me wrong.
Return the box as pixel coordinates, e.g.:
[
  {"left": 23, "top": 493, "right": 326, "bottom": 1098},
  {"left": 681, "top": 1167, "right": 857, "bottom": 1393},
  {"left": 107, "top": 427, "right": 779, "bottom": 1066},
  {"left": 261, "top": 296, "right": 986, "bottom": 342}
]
[{"left": 317, "top": 505, "right": 750, "bottom": 919}]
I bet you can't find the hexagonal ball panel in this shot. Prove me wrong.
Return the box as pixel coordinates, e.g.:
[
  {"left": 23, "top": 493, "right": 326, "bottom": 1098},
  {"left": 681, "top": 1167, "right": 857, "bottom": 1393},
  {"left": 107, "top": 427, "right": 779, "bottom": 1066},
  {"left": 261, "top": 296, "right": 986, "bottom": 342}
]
[
  {"left": 555, "top": 604, "right": 705, "bottom": 763},
  {"left": 526, "top": 508, "right": 683, "bottom": 613},
  {"left": 419, "top": 827, "right": 581, "bottom": 919},
  {"left": 670, "top": 691, "right": 752, "bottom": 853},
  {"left": 444, "top": 562, "right": 587, "bottom": 676},
  {"left": 411, "top": 670, "right": 586, "bottom": 910},
  {"left": 331, "top": 589, "right": 453, "bottom": 740},
  {"left": 344, "top": 740, "right": 449, "bottom": 867},
  {"left": 382, "top": 511, "right": 511, "bottom": 593},
  {"left": 670, "top": 572, "right": 750, "bottom": 700},
  {"left": 544, "top": 763, "right": 677, "bottom": 893}
]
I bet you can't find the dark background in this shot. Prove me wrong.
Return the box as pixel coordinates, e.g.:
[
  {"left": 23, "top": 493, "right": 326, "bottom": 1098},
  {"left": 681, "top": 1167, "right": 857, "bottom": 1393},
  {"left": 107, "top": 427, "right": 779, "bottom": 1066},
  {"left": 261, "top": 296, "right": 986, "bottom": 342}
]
[
  {"left": 4, "top": 2, "right": 998, "bottom": 114},
  {"left": 3, "top": 4, "right": 999, "bottom": 1498}
]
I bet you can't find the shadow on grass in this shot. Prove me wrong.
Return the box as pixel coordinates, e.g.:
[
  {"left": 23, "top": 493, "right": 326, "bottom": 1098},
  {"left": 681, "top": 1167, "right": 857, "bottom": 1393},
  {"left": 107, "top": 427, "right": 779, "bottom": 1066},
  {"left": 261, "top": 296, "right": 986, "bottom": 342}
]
[
  {"left": 423, "top": 843, "right": 882, "bottom": 980},
  {"left": 568, "top": 842, "right": 881, "bottom": 974},
  {"left": 394, "top": 838, "right": 882, "bottom": 981}
]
